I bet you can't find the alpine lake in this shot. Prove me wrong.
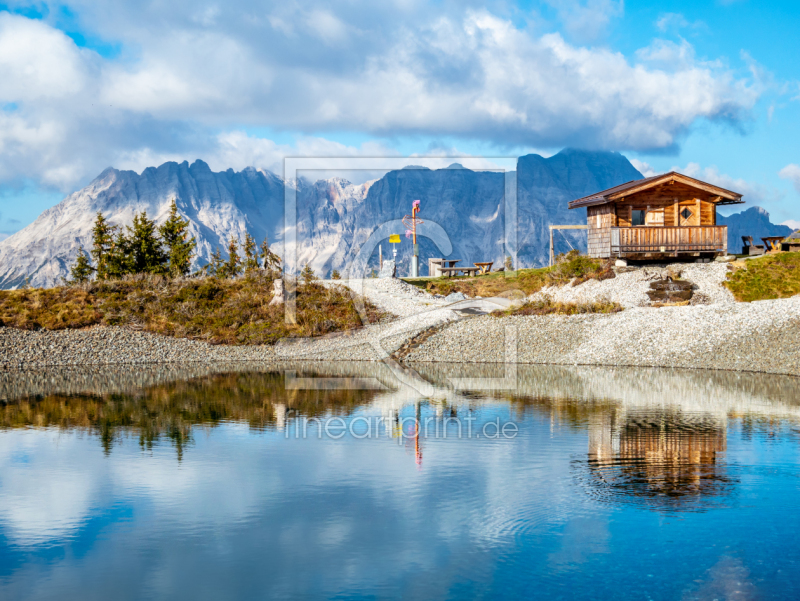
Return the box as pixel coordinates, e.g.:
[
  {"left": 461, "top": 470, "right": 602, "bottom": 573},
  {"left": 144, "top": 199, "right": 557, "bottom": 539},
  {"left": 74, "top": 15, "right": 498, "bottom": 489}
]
[{"left": 1, "top": 361, "right": 799, "bottom": 600}]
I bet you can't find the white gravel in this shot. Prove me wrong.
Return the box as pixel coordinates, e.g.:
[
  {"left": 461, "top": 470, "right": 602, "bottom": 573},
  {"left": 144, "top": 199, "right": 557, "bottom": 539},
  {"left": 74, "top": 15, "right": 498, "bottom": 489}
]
[
  {"left": 404, "top": 296, "right": 800, "bottom": 376},
  {"left": 531, "top": 262, "right": 735, "bottom": 308},
  {"left": 326, "top": 277, "right": 449, "bottom": 317}
]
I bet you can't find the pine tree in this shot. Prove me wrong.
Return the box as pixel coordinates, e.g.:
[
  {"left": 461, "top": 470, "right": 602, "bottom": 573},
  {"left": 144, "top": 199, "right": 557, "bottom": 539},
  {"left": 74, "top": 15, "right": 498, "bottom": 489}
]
[
  {"left": 331, "top": 269, "right": 341, "bottom": 280},
  {"left": 90, "top": 212, "right": 117, "bottom": 280},
  {"left": 242, "top": 232, "right": 259, "bottom": 273},
  {"left": 505, "top": 256, "right": 514, "bottom": 271},
  {"left": 259, "top": 235, "right": 281, "bottom": 272},
  {"left": 69, "top": 246, "right": 95, "bottom": 283},
  {"left": 128, "top": 210, "right": 168, "bottom": 274},
  {"left": 159, "top": 200, "right": 196, "bottom": 277},
  {"left": 106, "top": 230, "right": 133, "bottom": 279},
  {"left": 224, "top": 236, "right": 242, "bottom": 279},
  {"left": 205, "top": 247, "right": 224, "bottom": 277},
  {"left": 300, "top": 263, "right": 315, "bottom": 285}
]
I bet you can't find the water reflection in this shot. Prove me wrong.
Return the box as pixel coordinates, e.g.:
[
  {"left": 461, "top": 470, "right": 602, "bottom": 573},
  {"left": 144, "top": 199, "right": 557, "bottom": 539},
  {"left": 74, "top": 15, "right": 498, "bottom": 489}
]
[{"left": 1, "top": 362, "right": 799, "bottom": 599}]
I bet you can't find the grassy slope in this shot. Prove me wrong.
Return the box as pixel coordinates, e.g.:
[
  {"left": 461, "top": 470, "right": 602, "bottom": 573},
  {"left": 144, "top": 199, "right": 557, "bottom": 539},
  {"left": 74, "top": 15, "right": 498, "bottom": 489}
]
[
  {"left": 403, "top": 253, "right": 614, "bottom": 298},
  {"left": 0, "top": 273, "right": 384, "bottom": 344},
  {"left": 724, "top": 252, "right": 800, "bottom": 302}
]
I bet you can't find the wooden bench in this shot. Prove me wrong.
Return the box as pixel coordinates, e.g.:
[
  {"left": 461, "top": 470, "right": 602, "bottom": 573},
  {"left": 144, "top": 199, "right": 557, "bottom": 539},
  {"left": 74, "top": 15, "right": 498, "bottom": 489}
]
[
  {"left": 741, "top": 236, "right": 765, "bottom": 256},
  {"left": 473, "top": 262, "right": 494, "bottom": 274},
  {"left": 439, "top": 266, "right": 480, "bottom": 277}
]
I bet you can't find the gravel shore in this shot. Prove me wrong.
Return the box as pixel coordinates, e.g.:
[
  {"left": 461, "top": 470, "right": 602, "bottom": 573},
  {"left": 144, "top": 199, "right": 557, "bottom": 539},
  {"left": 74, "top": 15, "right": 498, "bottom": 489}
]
[{"left": 404, "top": 296, "right": 800, "bottom": 376}]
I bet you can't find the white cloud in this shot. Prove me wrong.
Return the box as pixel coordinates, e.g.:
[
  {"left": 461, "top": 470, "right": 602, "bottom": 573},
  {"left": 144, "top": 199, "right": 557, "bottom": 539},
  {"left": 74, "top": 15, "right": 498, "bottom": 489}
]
[
  {"left": 544, "top": 0, "right": 624, "bottom": 42},
  {"left": 629, "top": 159, "right": 659, "bottom": 178},
  {"left": 673, "top": 162, "right": 782, "bottom": 205},
  {"left": 781, "top": 219, "right": 800, "bottom": 230},
  {"left": 0, "top": 3, "right": 763, "bottom": 194},
  {"left": 655, "top": 12, "right": 706, "bottom": 33},
  {"left": 778, "top": 164, "right": 800, "bottom": 194}
]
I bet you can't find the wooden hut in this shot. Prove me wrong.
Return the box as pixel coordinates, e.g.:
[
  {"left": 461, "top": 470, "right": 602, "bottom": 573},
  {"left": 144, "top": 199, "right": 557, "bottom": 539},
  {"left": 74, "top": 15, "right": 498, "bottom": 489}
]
[{"left": 569, "top": 172, "right": 743, "bottom": 260}]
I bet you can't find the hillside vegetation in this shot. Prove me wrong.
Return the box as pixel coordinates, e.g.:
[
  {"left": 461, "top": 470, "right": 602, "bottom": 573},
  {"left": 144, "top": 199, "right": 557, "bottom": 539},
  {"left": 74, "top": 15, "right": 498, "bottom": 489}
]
[
  {"left": 724, "top": 252, "right": 800, "bottom": 302},
  {"left": 404, "top": 252, "right": 614, "bottom": 298},
  {"left": 0, "top": 273, "right": 384, "bottom": 344}
]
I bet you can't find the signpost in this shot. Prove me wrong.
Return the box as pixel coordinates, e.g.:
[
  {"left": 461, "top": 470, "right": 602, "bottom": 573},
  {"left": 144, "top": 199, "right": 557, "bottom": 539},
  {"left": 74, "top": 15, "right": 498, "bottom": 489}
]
[{"left": 389, "top": 234, "right": 401, "bottom": 264}]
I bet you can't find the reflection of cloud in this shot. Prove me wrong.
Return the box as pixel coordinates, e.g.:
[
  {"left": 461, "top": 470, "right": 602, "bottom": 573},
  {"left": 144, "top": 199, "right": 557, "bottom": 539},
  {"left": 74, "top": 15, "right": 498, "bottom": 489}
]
[
  {"left": 0, "top": 431, "right": 101, "bottom": 544},
  {"left": 681, "top": 556, "right": 758, "bottom": 600}
]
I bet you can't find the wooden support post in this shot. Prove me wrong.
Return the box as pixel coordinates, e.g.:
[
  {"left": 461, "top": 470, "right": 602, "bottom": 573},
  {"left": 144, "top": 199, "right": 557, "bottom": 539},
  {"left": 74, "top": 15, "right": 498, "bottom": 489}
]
[{"left": 550, "top": 227, "right": 554, "bottom": 267}]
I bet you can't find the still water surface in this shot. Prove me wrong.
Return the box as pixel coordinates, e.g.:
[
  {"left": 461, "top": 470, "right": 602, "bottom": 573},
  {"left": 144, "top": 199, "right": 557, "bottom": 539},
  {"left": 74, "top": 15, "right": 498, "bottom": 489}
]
[{"left": 1, "top": 362, "right": 799, "bottom": 600}]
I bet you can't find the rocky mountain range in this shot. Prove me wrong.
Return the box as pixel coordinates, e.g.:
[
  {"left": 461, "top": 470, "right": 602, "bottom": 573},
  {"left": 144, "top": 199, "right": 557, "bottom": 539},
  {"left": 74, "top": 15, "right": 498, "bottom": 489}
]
[{"left": 0, "top": 149, "right": 792, "bottom": 289}]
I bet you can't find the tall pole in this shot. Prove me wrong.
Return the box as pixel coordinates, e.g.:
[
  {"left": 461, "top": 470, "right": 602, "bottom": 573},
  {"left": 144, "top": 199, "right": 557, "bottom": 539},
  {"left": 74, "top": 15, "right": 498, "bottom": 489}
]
[
  {"left": 411, "top": 203, "right": 419, "bottom": 277},
  {"left": 549, "top": 226, "right": 554, "bottom": 268}
]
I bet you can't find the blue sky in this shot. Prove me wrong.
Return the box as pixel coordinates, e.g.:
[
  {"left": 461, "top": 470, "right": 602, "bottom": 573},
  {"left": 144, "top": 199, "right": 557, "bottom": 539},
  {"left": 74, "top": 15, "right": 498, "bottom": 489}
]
[{"left": 0, "top": 0, "right": 798, "bottom": 238}]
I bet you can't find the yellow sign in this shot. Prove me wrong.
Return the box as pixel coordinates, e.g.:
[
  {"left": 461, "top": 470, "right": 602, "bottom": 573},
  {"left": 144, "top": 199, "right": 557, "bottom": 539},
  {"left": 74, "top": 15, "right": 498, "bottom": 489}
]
[{"left": 388, "top": 234, "right": 401, "bottom": 244}]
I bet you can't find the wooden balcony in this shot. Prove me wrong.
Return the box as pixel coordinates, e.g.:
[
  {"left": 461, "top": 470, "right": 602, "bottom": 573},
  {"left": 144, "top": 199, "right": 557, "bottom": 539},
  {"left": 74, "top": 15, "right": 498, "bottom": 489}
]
[{"left": 610, "top": 226, "right": 728, "bottom": 256}]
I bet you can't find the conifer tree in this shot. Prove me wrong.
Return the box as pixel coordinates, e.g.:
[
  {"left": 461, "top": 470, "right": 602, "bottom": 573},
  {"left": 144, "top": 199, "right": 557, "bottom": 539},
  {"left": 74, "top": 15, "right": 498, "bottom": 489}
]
[
  {"left": 159, "top": 200, "right": 196, "bottom": 277},
  {"left": 128, "top": 210, "right": 168, "bottom": 274},
  {"left": 106, "top": 230, "right": 133, "bottom": 279},
  {"left": 504, "top": 256, "right": 514, "bottom": 271},
  {"left": 90, "top": 212, "right": 116, "bottom": 280},
  {"left": 300, "top": 263, "right": 315, "bottom": 285},
  {"left": 331, "top": 269, "right": 341, "bottom": 280},
  {"left": 242, "top": 232, "right": 259, "bottom": 273},
  {"left": 259, "top": 235, "right": 281, "bottom": 272},
  {"left": 69, "top": 246, "right": 95, "bottom": 283},
  {"left": 224, "top": 236, "right": 242, "bottom": 278},
  {"left": 206, "top": 247, "right": 224, "bottom": 277}
]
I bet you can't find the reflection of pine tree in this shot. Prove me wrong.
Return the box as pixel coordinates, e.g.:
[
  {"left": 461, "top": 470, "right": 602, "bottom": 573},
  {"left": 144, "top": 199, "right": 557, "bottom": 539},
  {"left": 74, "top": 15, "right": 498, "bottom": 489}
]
[
  {"left": 505, "top": 256, "right": 514, "bottom": 271},
  {"left": 69, "top": 246, "right": 95, "bottom": 283},
  {"left": 224, "top": 237, "right": 242, "bottom": 278},
  {"left": 300, "top": 264, "right": 315, "bottom": 285},
  {"left": 91, "top": 212, "right": 116, "bottom": 280},
  {"left": 159, "top": 200, "right": 196, "bottom": 277},
  {"left": 243, "top": 233, "right": 260, "bottom": 273},
  {"left": 331, "top": 269, "right": 341, "bottom": 280}
]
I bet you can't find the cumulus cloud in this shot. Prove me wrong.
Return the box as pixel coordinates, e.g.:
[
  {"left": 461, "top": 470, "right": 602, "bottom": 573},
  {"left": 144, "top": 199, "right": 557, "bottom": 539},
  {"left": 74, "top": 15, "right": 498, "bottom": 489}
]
[
  {"left": 674, "top": 162, "right": 783, "bottom": 205},
  {"left": 629, "top": 159, "right": 659, "bottom": 178},
  {"left": 779, "top": 164, "right": 800, "bottom": 194},
  {"left": 0, "top": 1, "right": 763, "bottom": 193}
]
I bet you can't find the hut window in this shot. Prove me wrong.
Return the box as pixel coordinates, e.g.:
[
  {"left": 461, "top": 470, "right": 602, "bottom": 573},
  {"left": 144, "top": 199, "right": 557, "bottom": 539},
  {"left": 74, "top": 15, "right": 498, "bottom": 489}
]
[
  {"left": 680, "top": 208, "right": 692, "bottom": 220},
  {"left": 631, "top": 209, "right": 646, "bottom": 226},
  {"left": 645, "top": 208, "right": 664, "bottom": 226}
]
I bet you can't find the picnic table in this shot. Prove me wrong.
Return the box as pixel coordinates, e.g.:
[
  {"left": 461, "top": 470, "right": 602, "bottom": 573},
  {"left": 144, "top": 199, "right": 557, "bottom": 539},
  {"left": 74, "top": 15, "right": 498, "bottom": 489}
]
[
  {"left": 473, "top": 262, "right": 493, "bottom": 274},
  {"left": 762, "top": 236, "right": 786, "bottom": 252},
  {"left": 440, "top": 266, "right": 480, "bottom": 277}
]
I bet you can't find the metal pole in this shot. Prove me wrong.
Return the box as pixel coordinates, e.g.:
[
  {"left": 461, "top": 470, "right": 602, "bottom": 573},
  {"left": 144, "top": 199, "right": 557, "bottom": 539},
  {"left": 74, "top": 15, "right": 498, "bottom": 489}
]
[{"left": 549, "top": 226, "right": 554, "bottom": 268}]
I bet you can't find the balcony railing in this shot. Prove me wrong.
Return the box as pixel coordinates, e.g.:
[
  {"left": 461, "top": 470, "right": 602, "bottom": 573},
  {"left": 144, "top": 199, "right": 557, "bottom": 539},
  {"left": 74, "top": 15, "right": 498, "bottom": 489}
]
[{"left": 610, "top": 226, "right": 728, "bottom": 255}]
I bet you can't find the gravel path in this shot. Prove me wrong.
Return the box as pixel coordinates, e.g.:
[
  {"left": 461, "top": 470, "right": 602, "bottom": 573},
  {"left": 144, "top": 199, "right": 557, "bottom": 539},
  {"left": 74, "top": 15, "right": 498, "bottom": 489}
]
[
  {"left": 531, "top": 262, "right": 735, "bottom": 307},
  {"left": 327, "top": 277, "right": 448, "bottom": 317},
  {"left": 403, "top": 296, "right": 800, "bottom": 376}
]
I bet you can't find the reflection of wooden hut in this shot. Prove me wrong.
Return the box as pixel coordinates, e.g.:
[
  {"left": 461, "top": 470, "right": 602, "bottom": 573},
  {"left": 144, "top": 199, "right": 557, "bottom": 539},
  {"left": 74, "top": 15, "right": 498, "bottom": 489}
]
[
  {"left": 569, "top": 172, "right": 743, "bottom": 260},
  {"left": 586, "top": 411, "right": 731, "bottom": 507}
]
